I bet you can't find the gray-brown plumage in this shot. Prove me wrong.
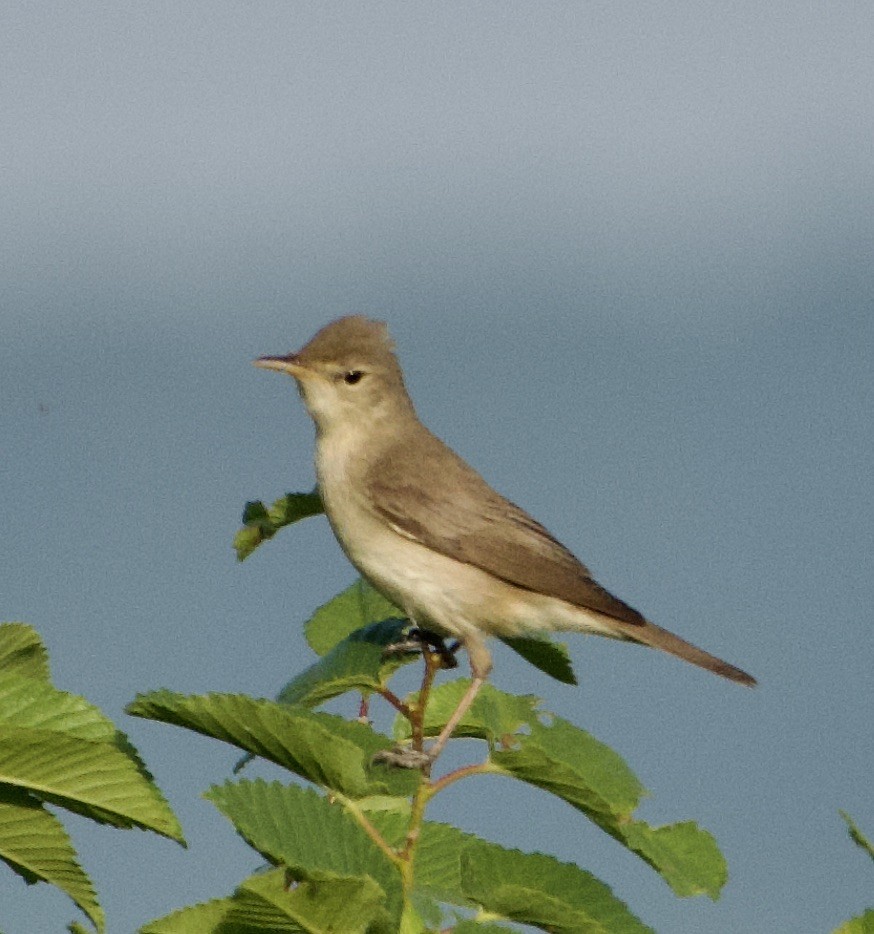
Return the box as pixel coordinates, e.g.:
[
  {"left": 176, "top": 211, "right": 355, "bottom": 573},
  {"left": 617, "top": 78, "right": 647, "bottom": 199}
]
[
  {"left": 256, "top": 315, "right": 755, "bottom": 759},
  {"left": 364, "top": 410, "right": 755, "bottom": 686}
]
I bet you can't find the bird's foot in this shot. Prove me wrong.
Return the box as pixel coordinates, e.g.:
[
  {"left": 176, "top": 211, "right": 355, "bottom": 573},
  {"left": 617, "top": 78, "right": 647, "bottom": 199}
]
[
  {"left": 371, "top": 745, "right": 433, "bottom": 770},
  {"left": 382, "top": 628, "right": 459, "bottom": 669}
]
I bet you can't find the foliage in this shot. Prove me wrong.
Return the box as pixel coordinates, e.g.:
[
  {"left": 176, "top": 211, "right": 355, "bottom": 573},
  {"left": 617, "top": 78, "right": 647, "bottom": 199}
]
[
  {"left": 0, "top": 622, "right": 184, "bottom": 933},
  {"left": 233, "top": 490, "right": 324, "bottom": 562},
  {"left": 126, "top": 492, "right": 732, "bottom": 932},
  {"left": 832, "top": 813, "right": 874, "bottom": 933}
]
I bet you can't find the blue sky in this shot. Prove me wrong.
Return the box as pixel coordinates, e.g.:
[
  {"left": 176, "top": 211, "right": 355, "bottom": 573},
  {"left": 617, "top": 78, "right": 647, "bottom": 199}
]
[{"left": 3, "top": 4, "right": 873, "bottom": 931}]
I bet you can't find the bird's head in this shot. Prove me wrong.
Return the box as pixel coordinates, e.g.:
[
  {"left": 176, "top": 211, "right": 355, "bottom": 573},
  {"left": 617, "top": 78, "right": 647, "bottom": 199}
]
[{"left": 255, "top": 315, "right": 415, "bottom": 434}]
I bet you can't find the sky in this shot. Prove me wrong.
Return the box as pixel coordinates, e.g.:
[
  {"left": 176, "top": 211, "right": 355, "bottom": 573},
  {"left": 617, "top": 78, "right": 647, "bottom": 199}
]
[{"left": 2, "top": 3, "right": 873, "bottom": 932}]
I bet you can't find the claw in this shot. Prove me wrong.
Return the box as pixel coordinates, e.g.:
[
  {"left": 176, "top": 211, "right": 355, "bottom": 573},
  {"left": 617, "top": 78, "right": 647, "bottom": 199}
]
[
  {"left": 382, "top": 628, "right": 459, "bottom": 669},
  {"left": 382, "top": 637, "right": 428, "bottom": 657},
  {"left": 371, "top": 746, "right": 433, "bottom": 770}
]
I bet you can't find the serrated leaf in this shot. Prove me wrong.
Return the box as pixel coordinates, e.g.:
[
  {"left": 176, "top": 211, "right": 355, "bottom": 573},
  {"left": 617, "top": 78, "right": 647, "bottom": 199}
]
[
  {"left": 235, "top": 490, "right": 324, "bottom": 561},
  {"left": 0, "top": 622, "right": 50, "bottom": 681},
  {"left": 237, "top": 861, "right": 389, "bottom": 934},
  {"left": 617, "top": 820, "right": 726, "bottom": 899},
  {"left": 490, "top": 715, "right": 645, "bottom": 822},
  {"left": 499, "top": 634, "right": 577, "bottom": 685},
  {"left": 356, "top": 813, "right": 471, "bottom": 919},
  {"left": 128, "top": 691, "right": 418, "bottom": 799},
  {"left": 144, "top": 852, "right": 397, "bottom": 931},
  {"left": 368, "top": 817, "right": 651, "bottom": 934},
  {"left": 833, "top": 909, "right": 874, "bottom": 934},
  {"left": 403, "top": 892, "right": 441, "bottom": 931},
  {"left": 401, "top": 821, "right": 479, "bottom": 908},
  {"left": 139, "top": 896, "right": 262, "bottom": 933},
  {"left": 0, "top": 672, "right": 126, "bottom": 742},
  {"left": 279, "top": 619, "right": 416, "bottom": 708},
  {"left": 0, "top": 726, "right": 183, "bottom": 841},
  {"left": 305, "top": 579, "right": 402, "bottom": 656},
  {"left": 0, "top": 786, "right": 103, "bottom": 933},
  {"left": 0, "top": 668, "right": 183, "bottom": 843},
  {"left": 206, "top": 781, "right": 400, "bottom": 931},
  {"left": 841, "top": 811, "right": 874, "bottom": 864},
  {"left": 393, "top": 681, "right": 539, "bottom": 744},
  {"left": 462, "top": 842, "right": 653, "bottom": 934},
  {"left": 489, "top": 715, "right": 726, "bottom": 899}
]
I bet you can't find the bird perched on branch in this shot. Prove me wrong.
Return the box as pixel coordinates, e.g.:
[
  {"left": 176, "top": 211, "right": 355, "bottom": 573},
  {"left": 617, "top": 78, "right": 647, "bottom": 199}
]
[{"left": 255, "top": 316, "right": 755, "bottom": 762}]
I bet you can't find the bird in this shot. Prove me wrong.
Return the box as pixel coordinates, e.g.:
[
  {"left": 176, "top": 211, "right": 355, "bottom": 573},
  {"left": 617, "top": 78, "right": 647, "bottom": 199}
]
[{"left": 255, "top": 316, "right": 755, "bottom": 761}]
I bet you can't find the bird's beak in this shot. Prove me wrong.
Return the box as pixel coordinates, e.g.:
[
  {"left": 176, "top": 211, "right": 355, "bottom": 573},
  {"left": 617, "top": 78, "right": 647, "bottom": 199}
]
[{"left": 253, "top": 354, "right": 313, "bottom": 379}]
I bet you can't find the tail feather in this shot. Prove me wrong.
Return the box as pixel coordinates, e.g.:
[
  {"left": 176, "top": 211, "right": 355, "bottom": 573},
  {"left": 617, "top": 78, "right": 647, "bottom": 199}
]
[{"left": 615, "top": 619, "right": 757, "bottom": 686}]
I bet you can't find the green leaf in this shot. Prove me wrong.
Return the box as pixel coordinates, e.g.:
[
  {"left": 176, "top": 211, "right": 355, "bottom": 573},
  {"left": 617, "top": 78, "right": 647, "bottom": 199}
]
[
  {"left": 833, "top": 910, "right": 874, "bottom": 934},
  {"left": 0, "top": 786, "right": 103, "bottom": 933},
  {"left": 144, "top": 868, "right": 393, "bottom": 934},
  {"left": 489, "top": 715, "right": 726, "bottom": 899},
  {"left": 206, "top": 781, "right": 400, "bottom": 932},
  {"left": 841, "top": 811, "right": 874, "bottom": 864},
  {"left": 461, "top": 841, "right": 654, "bottom": 934},
  {"left": 617, "top": 820, "right": 726, "bottom": 899},
  {"left": 305, "top": 579, "right": 402, "bottom": 656},
  {"left": 393, "top": 681, "right": 539, "bottom": 744},
  {"left": 499, "top": 634, "right": 577, "bottom": 685},
  {"left": 128, "top": 691, "right": 418, "bottom": 799},
  {"left": 400, "top": 820, "right": 478, "bottom": 908},
  {"left": 401, "top": 892, "right": 441, "bottom": 932},
  {"left": 234, "top": 490, "right": 324, "bottom": 561},
  {"left": 0, "top": 671, "right": 183, "bottom": 842},
  {"left": 139, "top": 894, "right": 261, "bottom": 933},
  {"left": 0, "top": 726, "right": 183, "bottom": 841},
  {"left": 0, "top": 671, "right": 127, "bottom": 742},
  {"left": 279, "top": 619, "right": 416, "bottom": 708},
  {"left": 0, "top": 622, "right": 50, "bottom": 681},
  {"left": 368, "top": 816, "right": 651, "bottom": 934},
  {"left": 0, "top": 627, "right": 182, "bottom": 932},
  {"left": 237, "top": 868, "right": 389, "bottom": 934},
  {"left": 490, "top": 714, "right": 645, "bottom": 822},
  {"left": 452, "top": 923, "right": 520, "bottom": 933}
]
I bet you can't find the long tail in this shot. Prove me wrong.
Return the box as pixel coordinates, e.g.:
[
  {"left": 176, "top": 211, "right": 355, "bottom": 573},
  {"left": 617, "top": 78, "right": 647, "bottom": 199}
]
[{"left": 614, "top": 618, "right": 756, "bottom": 686}]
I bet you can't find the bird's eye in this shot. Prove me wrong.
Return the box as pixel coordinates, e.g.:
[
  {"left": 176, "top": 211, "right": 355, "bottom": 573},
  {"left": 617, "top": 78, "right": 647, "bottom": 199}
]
[{"left": 343, "top": 370, "right": 364, "bottom": 385}]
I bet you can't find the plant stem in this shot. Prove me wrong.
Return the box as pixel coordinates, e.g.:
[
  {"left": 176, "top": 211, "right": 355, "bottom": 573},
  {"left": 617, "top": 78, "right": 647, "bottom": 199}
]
[
  {"left": 397, "top": 647, "right": 448, "bottom": 896},
  {"left": 429, "top": 761, "right": 492, "bottom": 795},
  {"left": 338, "top": 794, "right": 404, "bottom": 868},
  {"left": 410, "top": 647, "right": 441, "bottom": 757},
  {"left": 400, "top": 775, "right": 432, "bottom": 865},
  {"left": 378, "top": 687, "right": 413, "bottom": 718}
]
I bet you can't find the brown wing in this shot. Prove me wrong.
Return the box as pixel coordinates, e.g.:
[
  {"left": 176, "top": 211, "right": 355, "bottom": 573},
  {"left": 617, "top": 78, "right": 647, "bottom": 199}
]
[{"left": 365, "top": 428, "right": 646, "bottom": 627}]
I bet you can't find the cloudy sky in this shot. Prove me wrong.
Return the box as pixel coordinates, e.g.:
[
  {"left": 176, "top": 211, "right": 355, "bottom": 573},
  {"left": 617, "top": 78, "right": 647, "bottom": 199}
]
[{"left": 3, "top": 4, "right": 873, "bottom": 932}]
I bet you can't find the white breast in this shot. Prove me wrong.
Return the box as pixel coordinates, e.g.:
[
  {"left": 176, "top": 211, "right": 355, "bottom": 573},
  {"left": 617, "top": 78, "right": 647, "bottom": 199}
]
[{"left": 312, "top": 422, "right": 615, "bottom": 648}]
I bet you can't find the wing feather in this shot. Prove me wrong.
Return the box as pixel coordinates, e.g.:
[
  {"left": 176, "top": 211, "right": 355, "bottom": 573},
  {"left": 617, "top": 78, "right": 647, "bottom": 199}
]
[{"left": 364, "top": 430, "right": 646, "bottom": 627}]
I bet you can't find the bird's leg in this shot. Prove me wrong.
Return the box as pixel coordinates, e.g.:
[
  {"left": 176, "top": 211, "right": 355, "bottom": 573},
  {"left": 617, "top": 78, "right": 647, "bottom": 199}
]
[
  {"left": 371, "top": 634, "right": 490, "bottom": 770},
  {"left": 423, "top": 635, "right": 492, "bottom": 762}
]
